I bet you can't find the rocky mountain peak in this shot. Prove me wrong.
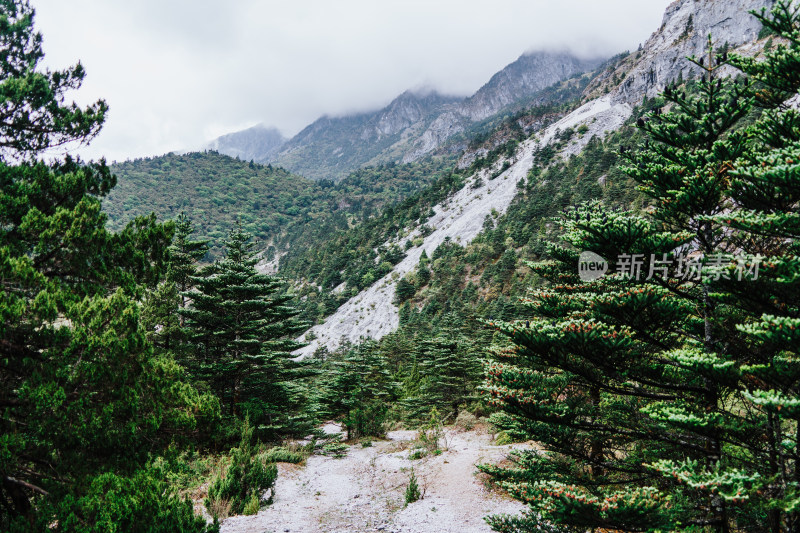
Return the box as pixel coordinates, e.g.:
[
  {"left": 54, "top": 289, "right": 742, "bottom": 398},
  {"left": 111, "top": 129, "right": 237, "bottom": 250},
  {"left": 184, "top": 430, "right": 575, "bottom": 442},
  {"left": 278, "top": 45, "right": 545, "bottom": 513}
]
[
  {"left": 206, "top": 124, "right": 286, "bottom": 162},
  {"left": 370, "top": 89, "right": 461, "bottom": 139},
  {"left": 401, "top": 51, "right": 604, "bottom": 162},
  {"left": 210, "top": 49, "right": 602, "bottom": 180},
  {"left": 584, "top": 0, "right": 770, "bottom": 103},
  {"left": 461, "top": 50, "right": 603, "bottom": 121}
]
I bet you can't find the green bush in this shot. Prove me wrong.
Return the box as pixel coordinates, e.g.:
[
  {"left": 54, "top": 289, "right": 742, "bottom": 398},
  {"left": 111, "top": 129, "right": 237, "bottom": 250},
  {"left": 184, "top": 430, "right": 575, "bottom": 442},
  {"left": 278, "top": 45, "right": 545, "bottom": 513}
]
[
  {"left": 206, "top": 420, "right": 277, "bottom": 519},
  {"left": 408, "top": 449, "right": 426, "bottom": 460},
  {"left": 322, "top": 442, "right": 349, "bottom": 458},
  {"left": 11, "top": 470, "right": 218, "bottom": 533},
  {"left": 242, "top": 494, "right": 260, "bottom": 516},
  {"left": 261, "top": 447, "right": 303, "bottom": 464},
  {"left": 494, "top": 431, "right": 513, "bottom": 446},
  {"left": 404, "top": 469, "right": 422, "bottom": 505},
  {"left": 343, "top": 400, "right": 388, "bottom": 440},
  {"left": 455, "top": 411, "right": 478, "bottom": 430},
  {"left": 418, "top": 408, "right": 444, "bottom": 452}
]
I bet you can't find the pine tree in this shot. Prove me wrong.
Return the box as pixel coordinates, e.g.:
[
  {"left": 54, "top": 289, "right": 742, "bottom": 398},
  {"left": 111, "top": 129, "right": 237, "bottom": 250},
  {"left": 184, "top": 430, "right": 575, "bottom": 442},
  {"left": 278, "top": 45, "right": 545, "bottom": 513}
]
[
  {"left": 0, "top": 2, "right": 217, "bottom": 530},
  {"left": 668, "top": 3, "right": 800, "bottom": 530},
  {"left": 141, "top": 213, "right": 207, "bottom": 354},
  {"left": 0, "top": 0, "right": 106, "bottom": 158},
  {"left": 483, "top": 204, "right": 694, "bottom": 531},
  {"left": 635, "top": 5, "right": 800, "bottom": 530},
  {"left": 141, "top": 278, "right": 181, "bottom": 352},
  {"left": 402, "top": 322, "right": 482, "bottom": 423},
  {"left": 168, "top": 212, "right": 209, "bottom": 312},
  {"left": 322, "top": 340, "right": 396, "bottom": 440},
  {"left": 183, "top": 224, "right": 310, "bottom": 436},
  {"left": 483, "top": 34, "right": 758, "bottom": 533}
]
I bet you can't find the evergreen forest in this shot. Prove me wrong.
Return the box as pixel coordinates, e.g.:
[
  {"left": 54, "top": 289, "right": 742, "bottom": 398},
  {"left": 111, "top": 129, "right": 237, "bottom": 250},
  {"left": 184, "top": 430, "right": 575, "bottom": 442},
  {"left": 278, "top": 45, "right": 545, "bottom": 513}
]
[{"left": 2, "top": 1, "right": 800, "bottom": 532}]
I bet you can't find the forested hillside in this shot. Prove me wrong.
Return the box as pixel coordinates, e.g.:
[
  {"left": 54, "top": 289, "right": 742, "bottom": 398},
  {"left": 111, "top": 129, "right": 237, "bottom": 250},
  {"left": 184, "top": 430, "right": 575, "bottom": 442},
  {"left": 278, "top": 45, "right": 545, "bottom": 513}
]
[
  {"left": 106, "top": 152, "right": 316, "bottom": 259},
  {"left": 277, "top": 76, "right": 602, "bottom": 326},
  {"left": 7, "top": 0, "right": 800, "bottom": 531},
  {"left": 106, "top": 152, "right": 453, "bottom": 261}
]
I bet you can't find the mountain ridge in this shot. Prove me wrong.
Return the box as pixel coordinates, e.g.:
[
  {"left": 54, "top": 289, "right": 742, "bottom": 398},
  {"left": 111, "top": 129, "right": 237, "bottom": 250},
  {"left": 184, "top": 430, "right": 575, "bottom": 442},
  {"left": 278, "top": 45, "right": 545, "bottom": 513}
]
[
  {"left": 208, "top": 50, "right": 604, "bottom": 181},
  {"left": 205, "top": 123, "right": 287, "bottom": 162},
  {"left": 270, "top": 89, "right": 461, "bottom": 180},
  {"left": 294, "top": 0, "right": 772, "bottom": 355}
]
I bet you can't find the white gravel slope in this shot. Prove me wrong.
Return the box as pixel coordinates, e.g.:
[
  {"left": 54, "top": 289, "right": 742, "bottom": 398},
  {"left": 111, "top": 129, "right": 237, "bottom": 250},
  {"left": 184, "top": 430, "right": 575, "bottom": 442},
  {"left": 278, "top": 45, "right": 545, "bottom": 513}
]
[
  {"left": 296, "top": 96, "right": 631, "bottom": 356},
  {"left": 220, "top": 426, "right": 528, "bottom": 533}
]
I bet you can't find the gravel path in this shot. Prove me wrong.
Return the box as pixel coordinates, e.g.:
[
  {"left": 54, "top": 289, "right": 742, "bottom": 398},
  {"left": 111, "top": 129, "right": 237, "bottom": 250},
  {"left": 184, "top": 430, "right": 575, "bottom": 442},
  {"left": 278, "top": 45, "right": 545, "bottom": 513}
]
[{"left": 220, "top": 425, "right": 527, "bottom": 533}]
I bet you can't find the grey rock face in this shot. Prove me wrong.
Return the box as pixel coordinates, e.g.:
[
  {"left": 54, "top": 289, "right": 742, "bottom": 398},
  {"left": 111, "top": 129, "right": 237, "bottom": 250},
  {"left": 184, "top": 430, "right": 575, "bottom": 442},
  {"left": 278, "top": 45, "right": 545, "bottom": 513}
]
[
  {"left": 370, "top": 90, "right": 461, "bottom": 140},
  {"left": 462, "top": 51, "right": 602, "bottom": 121},
  {"left": 285, "top": 90, "right": 460, "bottom": 150},
  {"left": 213, "top": 52, "right": 601, "bottom": 180},
  {"left": 403, "top": 111, "right": 469, "bottom": 163},
  {"left": 402, "top": 51, "right": 603, "bottom": 162},
  {"left": 206, "top": 124, "right": 287, "bottom": 162},
  {"left": 268, "top": 89, "right": 461, "bottom": 180},
  {"left": 596, "top": 0, "right": 770, "bottom": 104}
]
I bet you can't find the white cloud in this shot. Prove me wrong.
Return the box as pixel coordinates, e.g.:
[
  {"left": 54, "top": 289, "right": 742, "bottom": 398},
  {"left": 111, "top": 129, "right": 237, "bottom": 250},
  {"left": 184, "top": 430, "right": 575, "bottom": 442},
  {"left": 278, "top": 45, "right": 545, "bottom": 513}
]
[{"left": 31, "top": 0, "right": 671, "bottom": 162}]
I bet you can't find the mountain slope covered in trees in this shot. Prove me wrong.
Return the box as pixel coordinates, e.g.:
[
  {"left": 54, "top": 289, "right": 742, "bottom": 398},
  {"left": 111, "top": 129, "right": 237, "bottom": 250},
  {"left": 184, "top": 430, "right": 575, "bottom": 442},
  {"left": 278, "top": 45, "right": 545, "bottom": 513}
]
[
  {"left": 296, "top": 0, "right": 771, "bottom": 353},
  {"left": 105, "top": 151, "right": 454, "bottom": 261},
  {"left": 11, "top": 0, "right": 800, "bottom": 531}
]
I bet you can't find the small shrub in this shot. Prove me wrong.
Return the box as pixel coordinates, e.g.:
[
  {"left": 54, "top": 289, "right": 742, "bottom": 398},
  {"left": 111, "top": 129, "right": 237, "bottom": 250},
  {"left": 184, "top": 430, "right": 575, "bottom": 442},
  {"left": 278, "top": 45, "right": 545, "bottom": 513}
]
[
  {"left": 408, "top": 449, "right": 426, "bottom": 460},
  {"left": 319, "top": 431, "right": 344, "bottom": 445},
  {"left": 466, "top": 401, "right": 489, "bottom": 419},
  {"left": 206, "top": 496, "right": 232, "bottom": 521},
  {"left": 261, "top": 447, "right": 303, "bottom": 464},
  {"left": 455, "top": 411, "right": 478, "bottom": 431},
  {"left": 404, "top": 469, "right": 422, "bottom": 505},
  {"left": 322, "top": 442, "right": 348, "bottom": 458},
  {"left": 361, "top": 439, "right": 373, "bottom": 448},
  {"left": 418, "top": 408, "right": 445, "bottom": 452},
  {"left": 242, "top": 493, "right": 260, "bottom": 516},
  {"left": 206, "top": 419, "right": 277, "bottom": 518},
  {"left": 494, "top": 431, "right": 513, "bottom": 446}
]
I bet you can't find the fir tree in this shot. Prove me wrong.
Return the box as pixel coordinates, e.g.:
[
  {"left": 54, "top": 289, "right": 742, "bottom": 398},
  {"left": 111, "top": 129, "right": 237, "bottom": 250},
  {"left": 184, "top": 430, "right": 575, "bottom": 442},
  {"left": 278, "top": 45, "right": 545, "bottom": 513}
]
[
  {"left": 0, "top": 2, "right": 217, "bottom": 530},
  {"left": 183, "top": 224, "right": 311, "bottom": 436},
  {"left": 322, "top": 340, "right": 396, "bottom": 440},
  {"left": 403, "top": 322, "right": 482, "bottom": 423},
  {"left": 168, "top": 212, "right": 209, "bottom": 313},
  {"left": 483, "top": 33, "right": 758, "bottom": 533},
  {"left": 141, "top": 278, "right": 181, "bottom": 352},
  {"left": 663, "top": 3, "right": 800, "bottom": 530},
  {"left": 141, "top": 213, "right": 207, "bottom": 355}
]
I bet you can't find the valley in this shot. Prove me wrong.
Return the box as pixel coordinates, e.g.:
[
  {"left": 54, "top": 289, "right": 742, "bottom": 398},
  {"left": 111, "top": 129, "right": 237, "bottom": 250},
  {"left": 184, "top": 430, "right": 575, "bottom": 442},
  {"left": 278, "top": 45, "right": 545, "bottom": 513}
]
[{"left": 5, "top": 1, "right": 799, "bottom": 532}]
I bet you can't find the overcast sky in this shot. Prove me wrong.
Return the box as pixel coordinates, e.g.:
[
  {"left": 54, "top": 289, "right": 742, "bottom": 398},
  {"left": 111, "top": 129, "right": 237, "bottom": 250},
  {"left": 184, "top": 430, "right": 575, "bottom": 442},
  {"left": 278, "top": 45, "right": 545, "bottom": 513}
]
[{"left": 32, "top": 0, "right": 672, "bottom": 163}]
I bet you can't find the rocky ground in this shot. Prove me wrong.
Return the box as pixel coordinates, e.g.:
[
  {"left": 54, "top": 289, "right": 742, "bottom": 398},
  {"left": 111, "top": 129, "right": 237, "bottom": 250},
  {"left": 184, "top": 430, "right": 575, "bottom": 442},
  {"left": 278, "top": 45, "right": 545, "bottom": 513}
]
[{"left": 219, "top": 424, "right": 528, "bottom": 533}]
